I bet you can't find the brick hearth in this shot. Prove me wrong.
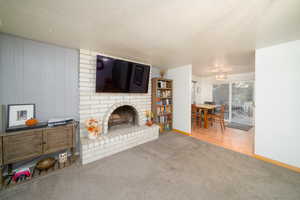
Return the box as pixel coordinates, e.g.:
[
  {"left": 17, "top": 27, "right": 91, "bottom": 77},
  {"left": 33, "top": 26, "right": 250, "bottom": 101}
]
[{"left": 81, "top": 125, "right": 159, "bottom": 165}]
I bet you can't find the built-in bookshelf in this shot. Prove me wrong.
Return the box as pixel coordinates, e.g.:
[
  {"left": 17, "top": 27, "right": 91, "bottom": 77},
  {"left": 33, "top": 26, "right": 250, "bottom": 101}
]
[{"left": 151, "top": 78, "right": 173, "bottom": 132}]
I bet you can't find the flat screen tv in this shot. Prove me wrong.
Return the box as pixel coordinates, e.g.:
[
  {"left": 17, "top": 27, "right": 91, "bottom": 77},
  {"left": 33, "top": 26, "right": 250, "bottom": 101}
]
[{"left": 96, "top": 55, "right": 150, "bottom": 93}]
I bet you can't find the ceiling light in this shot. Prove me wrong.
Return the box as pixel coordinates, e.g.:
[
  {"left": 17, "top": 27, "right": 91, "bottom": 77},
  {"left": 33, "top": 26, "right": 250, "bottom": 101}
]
[
  {"left": 208, "top": 65, "right": 232, "bottom": 73},
  {"left": 215, "top": 74, "right": 227, "bottom": 81}
]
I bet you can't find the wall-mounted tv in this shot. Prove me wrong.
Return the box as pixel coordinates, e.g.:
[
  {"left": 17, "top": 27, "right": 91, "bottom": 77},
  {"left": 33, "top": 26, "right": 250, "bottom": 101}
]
[{"left": 96, "top": 55, "right": 150, "bottom": 93}]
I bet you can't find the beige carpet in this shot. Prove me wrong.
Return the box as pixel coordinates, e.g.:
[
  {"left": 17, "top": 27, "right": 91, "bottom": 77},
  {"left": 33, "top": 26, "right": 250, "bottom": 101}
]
[{"left": 1, "top": 132, "right": 300, "bottom": 200}]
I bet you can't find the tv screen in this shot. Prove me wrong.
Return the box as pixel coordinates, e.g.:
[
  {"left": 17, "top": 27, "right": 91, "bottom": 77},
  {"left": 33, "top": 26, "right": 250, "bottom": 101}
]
[
  {"left": 96, "top": 55, "right": 150, "bottom": 93},
  {"left": 129, "top": 63, "right": 150, "bottom": 93}
]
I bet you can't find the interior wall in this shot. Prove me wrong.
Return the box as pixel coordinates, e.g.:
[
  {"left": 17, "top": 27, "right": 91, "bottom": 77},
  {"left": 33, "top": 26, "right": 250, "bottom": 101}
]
[
  {"left": 255, "top": 40, "right": 300, "bottom": 168},
  {"left": 192, "top": 75, "right": 201, "bottom": 104},
  {"left": 0, "top": 33, "right": 79, "bottom": 122},
  {"left": 166, "top": 65, "right": 192, "bottom": 133}
]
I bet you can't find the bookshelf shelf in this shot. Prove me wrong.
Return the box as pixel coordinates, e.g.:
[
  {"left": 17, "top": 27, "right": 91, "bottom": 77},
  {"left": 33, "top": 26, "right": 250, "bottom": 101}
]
[{"left": 151, "top": 78, "right": 173, "bottom": 132}]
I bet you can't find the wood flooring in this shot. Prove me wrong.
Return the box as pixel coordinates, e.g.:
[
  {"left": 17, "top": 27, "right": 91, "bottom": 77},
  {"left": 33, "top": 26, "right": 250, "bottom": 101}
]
[{"left": 191, "top": 123, "right": 254, "bottom": 156}]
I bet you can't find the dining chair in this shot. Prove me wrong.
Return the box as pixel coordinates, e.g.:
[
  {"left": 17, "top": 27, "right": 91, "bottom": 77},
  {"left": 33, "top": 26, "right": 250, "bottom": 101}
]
[
  {"left": 207, "top": 104, "right": 225, "bottom": 131},
  {"left": 191, "top": 104, "right": 201, "bottom": 128}
]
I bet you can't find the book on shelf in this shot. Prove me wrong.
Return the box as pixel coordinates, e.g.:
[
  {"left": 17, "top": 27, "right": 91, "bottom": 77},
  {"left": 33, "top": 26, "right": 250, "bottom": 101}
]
[
  {"left": 157, "top": 115, "right": 171, "bottom": 124},
  {"left": 163, "top": 123, "right": 172, "bottom": 131},
  {"left": 156, "top": 105, "right": 172, "bottom": 114},
  {"left": 156, "top": 98, "right": 172, "bottom": 106},
  {"left": 156, "top": 90, "right": 171, "bottom": 98},
  {"left": 157, "top": 116, "right": 172, "bottom": 131},
  {"left": 157, "top": 80, "right": 168, "bottom": 88}
]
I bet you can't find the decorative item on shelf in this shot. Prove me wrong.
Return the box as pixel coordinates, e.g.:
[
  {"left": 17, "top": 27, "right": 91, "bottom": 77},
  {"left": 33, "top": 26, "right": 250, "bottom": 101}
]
[
  {"left": 145, "top": 110, "right": 154, "bottom": 126},
  {"left": 85, "top": 118, "right": 101, "bottom": 139},
  {"left": 25, "top": 118, "right": 39, "bottom": 126},
  {"left": 48, "top": 117, "right": 74, "bottom": 127},
  {"left": 33, "top": 157, "right": 57, "bottom": 176},
  {"left": 6, "top": 168, "right": 31, "bottom": 186},
  {"left": 7, "top": 104, "right": 36, "bottom": 130},
  {"left": 160, "top": 70, "right": 166, "bottom": 78},
  {"left": 58, "top": 152, "right": 68, "bottom": 168}
]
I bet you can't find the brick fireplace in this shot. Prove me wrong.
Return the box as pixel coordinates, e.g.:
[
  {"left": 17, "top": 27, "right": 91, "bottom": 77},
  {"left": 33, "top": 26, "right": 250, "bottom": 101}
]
[
  {"left": 108, "top": 105, "right": 136, "bottom": 129},
  {"left": 103, "top": 102, "right": 143, "bottom": 134},
  {"left": 79, "top": 49, "right": 159, "bottom": 164}
]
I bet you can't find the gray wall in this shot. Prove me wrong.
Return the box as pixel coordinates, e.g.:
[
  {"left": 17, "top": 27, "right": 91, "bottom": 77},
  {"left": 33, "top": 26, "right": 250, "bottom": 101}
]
[{"left": 0, "top": 33, "right": 79, "bottom": 122}]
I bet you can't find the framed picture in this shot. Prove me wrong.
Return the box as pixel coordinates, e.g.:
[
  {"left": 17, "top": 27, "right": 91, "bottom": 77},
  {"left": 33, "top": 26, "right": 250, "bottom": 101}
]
[{"left": 7, "top": 104, "right": 36, "bottom": 128}]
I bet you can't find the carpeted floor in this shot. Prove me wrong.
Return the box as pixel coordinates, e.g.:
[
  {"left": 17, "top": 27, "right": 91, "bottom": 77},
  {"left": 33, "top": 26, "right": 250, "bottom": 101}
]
[{"left": 1, "top": 132, "right": 300, "bottom": 200}]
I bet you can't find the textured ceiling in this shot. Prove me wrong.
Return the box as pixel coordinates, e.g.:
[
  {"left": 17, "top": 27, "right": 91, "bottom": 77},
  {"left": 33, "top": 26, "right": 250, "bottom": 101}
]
[{"left": 0, "top": 0, "right": 299, "bottom": 76}]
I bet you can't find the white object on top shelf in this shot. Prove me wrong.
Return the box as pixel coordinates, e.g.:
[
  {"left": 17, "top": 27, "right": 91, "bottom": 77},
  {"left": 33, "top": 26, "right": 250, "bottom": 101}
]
[{"left": 48, "top": 117, "right": 74, "bottom": 126}]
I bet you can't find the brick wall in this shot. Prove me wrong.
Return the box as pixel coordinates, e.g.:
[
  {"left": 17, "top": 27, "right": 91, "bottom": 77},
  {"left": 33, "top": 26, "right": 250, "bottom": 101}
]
[{"left": 79, "top": 49, "right": 151, "bottom": 137}]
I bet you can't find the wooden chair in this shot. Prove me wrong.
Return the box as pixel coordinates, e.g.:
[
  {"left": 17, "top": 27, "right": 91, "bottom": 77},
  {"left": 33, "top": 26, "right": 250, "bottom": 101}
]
[
  {"left": 207, "top": 104, "right": 225, "bottom": 131},
  {"left": 192, "top": 104, "right": 202, "bottom": 128}
]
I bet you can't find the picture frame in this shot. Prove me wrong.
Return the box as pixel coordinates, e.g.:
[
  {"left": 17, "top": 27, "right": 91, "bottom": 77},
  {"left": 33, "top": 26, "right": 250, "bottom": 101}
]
[{"left": 7, "top": 104, "right": 36, "bottom": 129}]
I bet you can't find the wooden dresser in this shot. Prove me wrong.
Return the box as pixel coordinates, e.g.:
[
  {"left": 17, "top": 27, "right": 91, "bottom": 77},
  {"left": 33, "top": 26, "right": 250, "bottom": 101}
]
[{"left": 0, "top": 123, "right": 76, "bottom": 189}]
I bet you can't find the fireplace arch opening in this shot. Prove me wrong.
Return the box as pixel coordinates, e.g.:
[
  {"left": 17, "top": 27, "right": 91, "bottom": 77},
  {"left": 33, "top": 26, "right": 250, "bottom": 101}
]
[{"left": 108, "top": 105, "right": 138, "bottom": 131}]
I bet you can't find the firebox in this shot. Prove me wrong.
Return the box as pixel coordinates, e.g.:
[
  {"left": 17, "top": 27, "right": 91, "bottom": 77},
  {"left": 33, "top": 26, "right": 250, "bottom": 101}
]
[{"left": 108, "top": 105, "right": 137, "bottom": 130}]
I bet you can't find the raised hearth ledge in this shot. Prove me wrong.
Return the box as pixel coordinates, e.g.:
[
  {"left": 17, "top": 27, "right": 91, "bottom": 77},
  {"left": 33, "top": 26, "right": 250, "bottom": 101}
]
[{"left": 80, "top": 125, "right": 159, "bottom": 165}]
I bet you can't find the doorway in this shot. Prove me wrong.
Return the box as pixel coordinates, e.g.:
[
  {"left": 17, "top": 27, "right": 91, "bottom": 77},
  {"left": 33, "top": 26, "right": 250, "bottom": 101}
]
[{"left": 191, "top": 80, "right": 255, "bottom": 156}]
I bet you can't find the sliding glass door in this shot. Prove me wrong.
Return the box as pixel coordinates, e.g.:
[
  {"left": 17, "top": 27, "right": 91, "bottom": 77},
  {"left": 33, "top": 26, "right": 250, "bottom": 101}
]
[
  {"left": 231, "top": 81, "right": 254, "bottom": 125},
  {"left": 213, "top": 84, "right": 230, "bottom": 120},
  {"left": 212, "top": 81, "right": 254, "bottom": 125}
]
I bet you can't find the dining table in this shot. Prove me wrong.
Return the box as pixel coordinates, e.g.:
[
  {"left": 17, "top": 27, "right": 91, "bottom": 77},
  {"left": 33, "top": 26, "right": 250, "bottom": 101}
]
[{"left": 195, "top": 104, "right": 217, "bottom": 128}]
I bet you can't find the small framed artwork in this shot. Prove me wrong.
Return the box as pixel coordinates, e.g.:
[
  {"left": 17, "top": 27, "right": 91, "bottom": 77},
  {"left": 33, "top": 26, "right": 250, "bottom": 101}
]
[{"left": 7, "top": 104, "right": 36, "bottom": 129}]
